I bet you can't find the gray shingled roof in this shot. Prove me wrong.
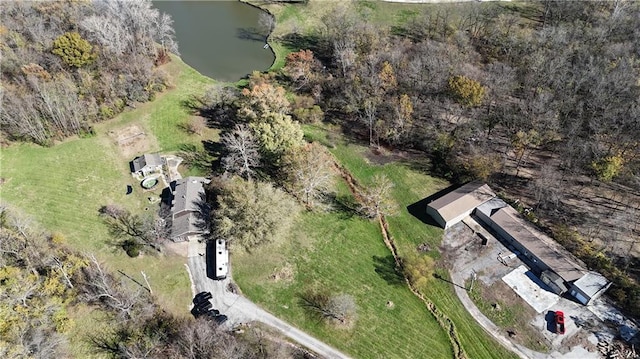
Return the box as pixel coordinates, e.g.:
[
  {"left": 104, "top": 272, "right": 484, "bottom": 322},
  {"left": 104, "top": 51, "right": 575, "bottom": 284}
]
[
  {"left": 132, "top": 153, "right": 162, "bottom": 172},
  {"left": 171, "top": 177, "right": 210, "bottom": 239},
  {"left": 172, "top": 177, "right": 207, "bottom": 215}
]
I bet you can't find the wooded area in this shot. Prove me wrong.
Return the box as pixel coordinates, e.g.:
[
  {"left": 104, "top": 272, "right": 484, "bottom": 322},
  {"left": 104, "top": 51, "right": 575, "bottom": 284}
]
[{"left": 0, "top": 0, "right": 178, "bottom": 145}]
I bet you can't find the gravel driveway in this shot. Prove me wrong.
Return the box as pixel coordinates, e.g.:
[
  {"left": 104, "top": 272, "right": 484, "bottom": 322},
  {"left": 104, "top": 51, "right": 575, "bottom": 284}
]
[{"left": 185, "top": 240, "right": 350, "bottom": 359}]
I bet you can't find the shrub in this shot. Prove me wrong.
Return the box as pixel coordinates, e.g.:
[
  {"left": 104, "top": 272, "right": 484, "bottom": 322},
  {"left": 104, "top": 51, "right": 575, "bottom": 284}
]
[
  {"left": 448, "top": 75, "right": 485, "bottom": 107},
  {"left": 52, "top": 32, "right": 96, "bottom": 68},
  {"left": 123, "top": 239, "right": 142, "bottom": 257}
]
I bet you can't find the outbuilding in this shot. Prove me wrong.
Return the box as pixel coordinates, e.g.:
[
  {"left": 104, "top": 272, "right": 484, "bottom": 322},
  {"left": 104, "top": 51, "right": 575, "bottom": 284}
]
[
  {"left": 426, "top": 181, "right": 496, "bottom": 229},
  {"left": 570, "top": 272, "right": 612, "bottom": 305},
  {"left": 131, "top": 153, "right": 163, "bottom": 177}
]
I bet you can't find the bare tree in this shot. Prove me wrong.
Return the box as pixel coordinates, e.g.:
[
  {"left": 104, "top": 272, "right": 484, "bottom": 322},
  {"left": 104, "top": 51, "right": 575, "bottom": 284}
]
[
  {"left": 284, "top": 142, "right": 335, "bottom": 208},
  {"left": 80, "top": 254, "right": 150, "bottom": 319},
  {"left": 358, "top": 174, "right": 396, "bottom": 219},
  {"left": 300, "top": 290, "right": 357, "bottom": 326},
  {"left": 221, "top": 124, "right": 261, "bottom": 181}
]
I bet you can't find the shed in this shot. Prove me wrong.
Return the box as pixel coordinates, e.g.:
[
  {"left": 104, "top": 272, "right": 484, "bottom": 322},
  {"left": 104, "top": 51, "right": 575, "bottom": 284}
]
[
  {"left": 426, "top": 181, "right": 496, "bottom": 229},
  {"left": 131, "top": 153, "right": 163, "bottom": 176},
  {"left": 570, "top": 272, "right": 612, "bottom": 305}
]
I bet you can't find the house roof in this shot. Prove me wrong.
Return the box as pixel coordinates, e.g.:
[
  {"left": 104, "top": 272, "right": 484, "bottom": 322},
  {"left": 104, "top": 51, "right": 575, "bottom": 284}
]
[
  {"left": 490, "top": 206, "right": 585, "bottom": 282},
  {"left": 428, "top": 181, "right": 496, "bottom": 223},
  {"left": 171, "top": 211, "right": 208, "bottom": 238},
  {"left": 132, "top": 153, "right": 162, "bottom": 172},
  {"left": 572, "top": 272, "right": 610, "bottom": 298},
  {"left": 172, "top": 177, "right": 209, "bottom": 215}
]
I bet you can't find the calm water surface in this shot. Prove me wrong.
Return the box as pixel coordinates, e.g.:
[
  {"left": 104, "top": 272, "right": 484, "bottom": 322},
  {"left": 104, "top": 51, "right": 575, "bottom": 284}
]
[{"left": 153, "top": 1, "right": 274, "bottom": 82}]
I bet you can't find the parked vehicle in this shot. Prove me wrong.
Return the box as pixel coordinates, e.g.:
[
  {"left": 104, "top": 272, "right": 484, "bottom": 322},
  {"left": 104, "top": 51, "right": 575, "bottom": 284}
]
[
  {"left": 193, "top": 291, "right": 212, "bottom": 304},
  {"left": 212, "top": 314, "right": 228, "bottom": 325},
  {"left": 555, "top": 311, "right": 565, "bottom": 334}
]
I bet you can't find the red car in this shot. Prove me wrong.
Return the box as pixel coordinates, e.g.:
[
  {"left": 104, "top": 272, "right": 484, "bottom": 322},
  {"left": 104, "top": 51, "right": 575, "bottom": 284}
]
[{"left": 555, "top": 311, "right": 565, "bottom": 334}]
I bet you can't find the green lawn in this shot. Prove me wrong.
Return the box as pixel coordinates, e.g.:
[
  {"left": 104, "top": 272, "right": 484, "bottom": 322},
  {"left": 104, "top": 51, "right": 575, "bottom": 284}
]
[
  {"left": 234, "top": 126, "right": 518, "bottom": 359},
  {"left": 233, "top": 212, "right": 453, "bottom": 359},
  {"left": 0, "top": 56, "right": 219, "bottom": 356},
  {"left": 329, "top": 139, "right": 518, "bottom": 359}
]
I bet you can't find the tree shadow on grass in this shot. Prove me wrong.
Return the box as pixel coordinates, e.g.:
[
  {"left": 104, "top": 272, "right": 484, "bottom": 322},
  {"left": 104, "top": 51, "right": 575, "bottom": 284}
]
[
  {"left": 373, "top": 255, "right": 404, "bottom": 286},
  {"left": 277, "top": 33, "right": 331, "bottom": 63},
  {"left": 326, "top": 193, "right": 359, "bottom": 219}
]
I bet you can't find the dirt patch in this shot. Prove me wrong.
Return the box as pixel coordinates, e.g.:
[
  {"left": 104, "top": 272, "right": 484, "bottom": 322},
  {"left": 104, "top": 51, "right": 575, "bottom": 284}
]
[
  {"left": 108, "top": 123, "right": 158, "bottom": 159},
  {"left": 164, "top": 240, "right": 189, "bottom": 258},
  {"left": 472, "top": 280, "right": 551, "bottom": 352}
]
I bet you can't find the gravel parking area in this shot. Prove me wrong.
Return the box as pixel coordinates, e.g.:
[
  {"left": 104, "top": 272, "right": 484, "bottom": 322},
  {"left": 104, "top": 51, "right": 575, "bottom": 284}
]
[{"left": 442, "top": 217, "right": 635, "bottom": 359}]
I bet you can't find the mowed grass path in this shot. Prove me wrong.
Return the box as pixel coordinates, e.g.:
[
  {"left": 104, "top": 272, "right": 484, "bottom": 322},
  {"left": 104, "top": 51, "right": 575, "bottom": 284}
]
[{"left": 0, "top": 57, "right": 216, "bottom": 321}]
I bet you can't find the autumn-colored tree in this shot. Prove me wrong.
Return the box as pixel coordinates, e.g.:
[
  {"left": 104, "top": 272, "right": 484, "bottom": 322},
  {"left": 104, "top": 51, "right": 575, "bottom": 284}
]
[
  {"left": 378, "top": 94, "right": 413, "bottom": 144},
  {"left": 511, "top": 129, "right": 541, "bottom": 176},
  {"left": 237, "top": 82, "right": 290, "bottom": 122},
  {"left": 212, "top": 177, "right": 300, "bottom": 251},
  {"left": 448, "top": 75, "right": 485, "bottom": 107},
  {"left": 52, "top": 32, "right": 97, "bottom": 68},
  {"left": 250, "top": 113, "right": 304, "bottom": 163},
  {"left": 378, "top": 61, "right": 397, "bottom": 92},
  {"left": 283, "top": 49, "right": 321, "bottom": 91},
  {"left": 402, "top": 253, "right": 435, "bottom": 292},
  {"left": 591, "top": 154, "right": 625, "bottom": 182}
]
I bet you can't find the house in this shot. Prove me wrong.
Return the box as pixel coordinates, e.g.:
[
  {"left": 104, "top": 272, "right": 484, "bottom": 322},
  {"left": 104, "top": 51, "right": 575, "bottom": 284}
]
[
  {"left": 426, "top": 181, "right": 496, "bottom": 229},
  {"left": 213, "top": 239, "right": 229, "bottom": 280},
  {"left": 171, "top": 177, "right": 210, "bottom": 242},
  {"left": 131, "top": 153, "right": 163, "bottom": 177}
]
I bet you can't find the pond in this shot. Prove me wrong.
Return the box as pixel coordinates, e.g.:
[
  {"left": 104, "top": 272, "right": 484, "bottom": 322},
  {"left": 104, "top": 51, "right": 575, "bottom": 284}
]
[{"left": 153, "top": 0, "right": 275, "bottom": 82}]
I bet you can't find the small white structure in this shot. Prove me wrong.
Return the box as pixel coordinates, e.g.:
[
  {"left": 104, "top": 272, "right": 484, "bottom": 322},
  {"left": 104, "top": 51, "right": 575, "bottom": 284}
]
[
  {"left": 214, "top": 239, "right": 229, "bottom": 280},
  {"left": 426, "top": 181, "right": 495, "bottom": 229},
  {"left": 570, "top": 272, "right": 612, "bottom": 305},
  {"left": 131, "top": 153, "right": 163, "bottom": 177}
]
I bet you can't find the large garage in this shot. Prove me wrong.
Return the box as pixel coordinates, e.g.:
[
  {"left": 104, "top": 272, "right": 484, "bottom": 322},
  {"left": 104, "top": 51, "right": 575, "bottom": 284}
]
[{"left": 426, "top": 181, "right": 496, "bottom": 229}]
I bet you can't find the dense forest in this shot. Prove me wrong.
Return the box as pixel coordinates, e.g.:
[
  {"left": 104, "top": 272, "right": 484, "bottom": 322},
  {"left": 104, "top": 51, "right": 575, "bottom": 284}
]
[
  {"left": 201, "top": 0, "right": 639, "bottom": 317},
  {"left": 0, "top": 0, "right": 178, "bottom": 145}
]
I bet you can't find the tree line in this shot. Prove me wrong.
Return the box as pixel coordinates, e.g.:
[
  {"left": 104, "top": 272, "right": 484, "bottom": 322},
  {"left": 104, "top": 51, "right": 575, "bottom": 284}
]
[{"left": 0, "top": 0, "right": 178, "bottom": 145}]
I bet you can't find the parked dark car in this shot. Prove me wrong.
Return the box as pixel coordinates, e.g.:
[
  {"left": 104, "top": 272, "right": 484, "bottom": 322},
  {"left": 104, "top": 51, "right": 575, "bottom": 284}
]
[
  {"left": 206, "top": 309, "right": 220, "bottom": 317},
  {"left": 555, "top": 311, "right": 565, "bottom": 334},
  {"left": 212, "top": 314, "right": 228, "bottom": 325},
  {"left": 196, "top": 300, "right": 212, "bottom": 312},
  {"left": 193, "top": 291, "right": 212, "bottom": 304}
]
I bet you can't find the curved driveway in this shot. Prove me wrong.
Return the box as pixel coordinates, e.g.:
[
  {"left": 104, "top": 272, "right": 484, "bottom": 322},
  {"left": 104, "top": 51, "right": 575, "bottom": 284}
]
[{"left": 185, "top": 240, "right": 350, "bottom": 359}]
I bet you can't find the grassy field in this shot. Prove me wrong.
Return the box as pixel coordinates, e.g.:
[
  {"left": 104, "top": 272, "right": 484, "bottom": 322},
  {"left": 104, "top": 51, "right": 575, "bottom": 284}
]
[
  {"left": 233, "top": 124, "right": 518, "bottom": 359},
  {"left": 0, "top": 56, "right": 217, "bottom": 356}
]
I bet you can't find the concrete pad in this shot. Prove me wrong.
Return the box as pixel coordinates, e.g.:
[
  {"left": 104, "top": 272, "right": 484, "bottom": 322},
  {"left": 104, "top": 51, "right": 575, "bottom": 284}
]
[{"left": 502, "top": 265, "right": 559, "bottom": 313}]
